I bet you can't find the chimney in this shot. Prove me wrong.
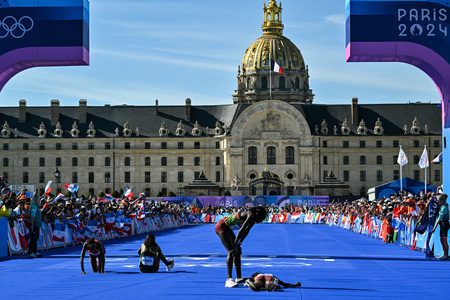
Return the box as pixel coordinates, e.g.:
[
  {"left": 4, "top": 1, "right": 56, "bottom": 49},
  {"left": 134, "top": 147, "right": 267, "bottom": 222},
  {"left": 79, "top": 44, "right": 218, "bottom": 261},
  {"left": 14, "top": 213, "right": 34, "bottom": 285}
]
[
  {"left": 79, "top": 99, "right": 87, "bottom": 123},
  {"left": 155, "top": 99, "right": 159, "bottom": 115},
  {"left": 185, "top": 98, "right": 191, "bottom": 122},
  {"left": 351, "top": 97, "right": 358, "bottom": 124},
  {"left": 19, "top": 99, "right": 26, "bottom": 123},
  {"left": 50, "top": 99, "right": 60, "bottom": 126}
]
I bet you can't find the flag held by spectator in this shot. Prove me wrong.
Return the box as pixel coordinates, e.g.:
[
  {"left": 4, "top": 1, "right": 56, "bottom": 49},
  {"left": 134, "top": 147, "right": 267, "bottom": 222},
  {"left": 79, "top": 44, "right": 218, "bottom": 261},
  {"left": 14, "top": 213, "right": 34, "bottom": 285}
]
[
  {"left": 105, "top": 193, "right": 114, "bottom": 201},
  {"left": 51, "top": 193, "right": 65, "bottom": 203},
  {"left": 431, "top": 152, "right": 443, "bottom": 163},
  {"left": 64, "top": 183, "right": 79, "bottom": 193},
  {"left": 124, "top": 186, "right": 133, "bottom": 199},
  {"left": 271, "top": 60, "right": 284, "bottom": 74},
  {"left": 45, "top": 181, "right": 52, "bottom": 195},
  {"left": 52, "top": 223, "right": 66, "bottom": 242},
  {"left": 397, "top": 147, "right": 408, "bottom": 166},
  {"left": 418, "top": 147, "right": 429, "bottom": 169}
]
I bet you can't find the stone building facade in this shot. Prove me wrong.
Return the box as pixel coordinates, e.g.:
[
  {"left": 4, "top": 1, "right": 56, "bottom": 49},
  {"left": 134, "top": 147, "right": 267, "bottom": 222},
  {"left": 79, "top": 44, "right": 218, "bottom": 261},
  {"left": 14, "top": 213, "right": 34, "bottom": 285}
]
[{"left": 0, "top": 1, "right": 442, "bottom": 197}]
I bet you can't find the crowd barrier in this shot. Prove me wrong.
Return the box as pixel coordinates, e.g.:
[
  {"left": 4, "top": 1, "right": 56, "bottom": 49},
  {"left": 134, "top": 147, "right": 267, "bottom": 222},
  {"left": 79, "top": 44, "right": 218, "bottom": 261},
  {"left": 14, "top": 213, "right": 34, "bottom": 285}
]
[
  {"left": 6, "top": 213, "right": 188, "bottom": 255},
  {"left": 187, "top": 212, "right": 325, "bottom": 224}
]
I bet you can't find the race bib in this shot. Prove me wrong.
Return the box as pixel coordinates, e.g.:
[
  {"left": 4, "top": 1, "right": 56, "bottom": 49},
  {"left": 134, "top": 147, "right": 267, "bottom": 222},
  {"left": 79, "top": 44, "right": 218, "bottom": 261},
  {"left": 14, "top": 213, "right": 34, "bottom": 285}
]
[{"left": 141, "top": 256, "right": 154, "bottom": 266}]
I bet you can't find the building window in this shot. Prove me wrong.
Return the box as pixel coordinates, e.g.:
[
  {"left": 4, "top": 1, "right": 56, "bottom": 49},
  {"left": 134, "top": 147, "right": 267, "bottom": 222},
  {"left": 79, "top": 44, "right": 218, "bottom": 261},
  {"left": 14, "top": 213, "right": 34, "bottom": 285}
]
[
  {"left": 23, "top": 143, "right": 29, "bottom": 150},
  {"left": 178, "top": 142, "right": 184, "bottom": 149},
  {"left": 105, "top": 142, "right": 111, "bottom": 149},
  {"left": 360, "top": 141, "right": 366, "bottom": 148},
  {"left": 89, "top": 172, "right": 94, "bottom": 183},
  {"left": 23, "top": 157, "right": 29, "bottom": 167},
  {"left": 72, "top": 157, "right": 78, "bottom": 166},
  {"left": 414, "top": 170, "right": 420, "bottom": 181},
  {"left": 267, "top": 146, "right": 276, "bottom": 165},
  {"left": 194, "top": 142, "right": 200, "bottom": 149},
  {"left": 343, "top": 156, "right": 349, "bottom": 165},
  {"left": 3, "top": 158, "right": 8, "bottom": 167},
  {"left": 414, "top": 140, "right": 419, "bottom": 148},
  {"left": 376, "top": 155, "right": 383, "bottom": 165},
  {"left": 161, "top": 188, "right": 167, "bottom": 196},
  {"left": 414, "top": 155, "right": 420, "bottom": 164},
  {"left": 323, "top": 170, "right": 328, "bottom": 181},
  {"left": 360, "top": 156, "right": 366, "bottom": 165},
  {"left": 323, "top": 141, "right": 327, "bottom": 148},
  {"left": 178, "top": 188, "right": 184, "bottom": 197},
  {"left": 393, "top": 155, "right": 398, "bottom": 164},
  {"left": 105, "top": 172, "right": 111, "bottom": 183},
  {"left": 56, "top": 143, "right": 62, "bottom": 150},
  {"left": 145, "top": 157, "right": 151, "bottom": 166},
  {"left": 215, "top": 156, "right": 221, "bottom": 165},
  {"left": 376, "top": 141, "right": 382, "bottom": 148},
  {"left": 377, "top": 170, "right": 383, "bottom": 182},
  {"left": 216, "top": 171, "right": 221, "bottom": 182},
  {"left": 434, "top": 170, "right": 441, "bottom": 181},
  {"left": 323, "top": 156, "right": 328, "bottom": 165},
  {"left": 194, "top": 171, "right": 200, "bottom": 180},
  {"left": 88, "top": 142, "right": 94, "bottom": 150},
  {"left": 161, "top": 142, "right": 167, "bottom": 149},
  {"left": 161, "top": 157, "right": 167, "bottom": 166},
  {"left": 145, "top": 172, "right": 151, "bottom": 183},
  {"left": 23, "top": 172, "right": 28, "bottom": 183},
  {"left": 3, "top": 143, "right": 8, "bottom": 150},
  {"left": 145, "top": 142, "right": 151, "bottom": 149},
  {"left": 178, "top": 171, "right": 184, "bottom": 183},
  {"left": 39, "top": 143, "right": 45, "bottom": 150},
  {"left": 360, "top": 170, "right": 366, "bottom": 182},
  {"left": 89, "top": 188, "right": 95, "bottom": 195},
  {"left": 2, "top": 172, "right": 8, "bottom": 183},
  {"left": 286, "top": 146, "right": 294, "bottom": 164},
  {"left": 393, "top": 170, "right": 400, "bottom": 180},
  {"left": 393, "top": 140, "right": 399, "bottom": 148},
  {"left": 39, "top": 157, "right": 45, "bottom": 167},
  {"left": 434, "top": 140, "right": 440, "bottom": 147},
  {"left": 178, "top": 157, "right": 184, "bottom": 166},
  {"left": 125, "top": 157, "right": 131, "bottom": 166},
  {"left": 261, "top": 76, "right": 268, "bottom": 90},
  {"left": 125, "top": 172, "right": 131, "bottom": 183},
  {"left": 145, "top": 188, "right": 151, "bottom": 197},
  {"left": 125, "top": 142, "right": 130, "bottom": 149},
  {"left": 343, "top": 170, "right": 349, "bottom": 182},
  {"left": 72, "top": 172, "right": 78, "bottom": 183},
  {"left": 343, "top": 141, "right": 349, "bottom": 148},
  {"left": 72, "top": 143, "right": 78, "bottom": 150},
  {"left": 161, "top": 172, "right": 167, "bottom": 183},
  {"left": 279, "top": 76, "right": 286, "bottom": 89},
  {"left": 248, "top": 147, "right": 257, "bottom": 165},
  {"left": 89, "top": 157, "right": 94, "bottom": 166},
  {"left": 194, "top": 157, "right": 200, "bottom": 166},
  {"left": 56, "top": 157, "right": 61, "bottom": 167},
  {"left": 105, "top": 157, "right": 111, "bottom": 166},
  {"left": 216, "top": 141, "right": 220, "bottom": 149}
]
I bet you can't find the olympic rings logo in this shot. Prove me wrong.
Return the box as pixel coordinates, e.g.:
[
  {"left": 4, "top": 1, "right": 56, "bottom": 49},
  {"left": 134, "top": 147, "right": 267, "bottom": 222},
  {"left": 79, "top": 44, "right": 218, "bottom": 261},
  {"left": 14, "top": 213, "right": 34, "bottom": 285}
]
[{"left": 0, "top": 16, "right": 34, "bottom": 39}]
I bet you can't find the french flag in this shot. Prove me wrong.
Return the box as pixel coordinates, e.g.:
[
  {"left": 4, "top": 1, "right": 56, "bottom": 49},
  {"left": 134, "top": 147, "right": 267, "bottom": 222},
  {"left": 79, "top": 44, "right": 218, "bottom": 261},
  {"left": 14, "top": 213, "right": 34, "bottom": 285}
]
[
  {"left": 123, "top": 218, "right": 132, "bottom": 235},
  {"left": 45, "top": 181, "right": 52, "bottom": 195},
  {"left": 64, "top": 183, "right": 79, "bottom": 194},
  {"left": 271, "top": 60, "right": 284, "bottom": 74},
  {"left": 105, "top": 193, "right": 114, "bottom": 201},
  {"left": 124, "top": 186, "right": 133, "bottom": 199},
  {"left": 431, "top": 152, "right": 443, "bottom": 163},
  {"left": 52, "top": 223, "right": 66, "bottom": 242},
  {"left": 51, "top": 193, "right": 65, "bottom": 203}
]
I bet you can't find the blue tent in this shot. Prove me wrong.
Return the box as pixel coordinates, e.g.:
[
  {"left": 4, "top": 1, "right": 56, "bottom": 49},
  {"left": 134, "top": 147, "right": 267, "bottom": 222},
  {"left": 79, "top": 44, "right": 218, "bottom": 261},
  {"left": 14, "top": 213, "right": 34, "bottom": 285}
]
[{"left": 370, "top": 177, "right": 437, "bottom": 199}]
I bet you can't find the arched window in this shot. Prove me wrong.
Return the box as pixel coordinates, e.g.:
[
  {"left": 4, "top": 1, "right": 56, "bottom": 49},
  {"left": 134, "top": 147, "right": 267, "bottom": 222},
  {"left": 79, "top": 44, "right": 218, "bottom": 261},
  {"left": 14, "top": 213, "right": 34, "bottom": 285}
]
[
  {"left": 295, "top": 77, "right": 300, "bottom": 89},
  {"left": 89, "top": 188, "right": 95, "bottom": 195},
  {"left": 105, "top": 188, "right": 111, "bottom": 194},
  {"left": 248, "top": 147, "right": 257, "bottom": 165},
  {"left": 72, "top": 157, "right": 78, "bottom": 166},
  {"left": 267, "top": 146, "right": 276, "bottom": 165},
  {"left": 105, "top": 157, "right": 111, "bottom": 166},
  {"left": 125, "top": 157, "right": 131, "bottom": 166},
  {"left": 145, "top": 188, "right": 151, "bottom": 197},
  {"left": 261, "top": 77, "right": 268, "bottom": 90},
  {"left": 286, "top": 146, "right": 294, "bottom": 164},
  {"left": 360, "top": 186, "right": 367, "bottom": 196},
  {"left": 145, "top": 157, "right": 151, "bottom": 166},
  {"left": 194, "top": 157, "right": 200, "bottom": 166},
  {"left": 215, "top": 156, "right": 220, "bottom": 166},
  {"left": 414, "top": 155, "right": 420, "bottom": 164},
  {"left": 279, "top": 76, "right": 285, "bottom": 90},
  {"left": 247, "top": 78, "right": 252, "bottom": 89},
  {"left": 376, "top": 156, "right": 383, "bottom": 165}
]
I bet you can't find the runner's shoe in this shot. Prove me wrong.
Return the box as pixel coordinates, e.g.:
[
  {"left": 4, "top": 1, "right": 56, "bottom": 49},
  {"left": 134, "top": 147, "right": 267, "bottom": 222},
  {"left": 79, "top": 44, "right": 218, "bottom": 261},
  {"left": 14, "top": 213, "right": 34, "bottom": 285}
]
[
  {"left": 35, "top": 252, "right": 43, "bottom": 257},
  {"left": 266, "top": 278, "right": 279, "bottom": 292},
  {"left": 245, "top": 279, "right": 258, "bottom": 291},
  {"left": 426, "top": 256, "right": 439, "bottom": 261},
  {"left": 166, "top": 259, "right": 175, "bottom": 271},
  {"left": 235, "top": 277, "right": 244, "bottom": 284},
  {"left": 438, "top": 255, "right": 449, "bottom": 260},
  {"left": 225, "top": 278, "right": 238, "bottom": 288},
  {"left": 28, "top": 253, "right": 36, "bottom": 259}
]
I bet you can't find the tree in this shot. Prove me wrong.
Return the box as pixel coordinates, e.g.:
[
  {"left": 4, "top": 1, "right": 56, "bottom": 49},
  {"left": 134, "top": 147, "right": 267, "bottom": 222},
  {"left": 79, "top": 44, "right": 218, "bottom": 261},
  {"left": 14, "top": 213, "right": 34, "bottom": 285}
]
[
  {"left": 224, "top": 190, "right": 231, "bottom": 196},
  {"left": 98, "top": 192, "right": 105, "bottom": 198},
  {"left": 119, "top": 188, "right": 124, "bottom": 197},
  {"left": 167, "top": 191, "right": 176, "bottom": 197},
  {"left": 157, "top": 191, "right": 164, "bottom": 197},
  {"left": 64, "top": 191, "right": 72, "bottom": 198},
  {"left": 111, "top": 190, "right": 120, "bottom": 198}
]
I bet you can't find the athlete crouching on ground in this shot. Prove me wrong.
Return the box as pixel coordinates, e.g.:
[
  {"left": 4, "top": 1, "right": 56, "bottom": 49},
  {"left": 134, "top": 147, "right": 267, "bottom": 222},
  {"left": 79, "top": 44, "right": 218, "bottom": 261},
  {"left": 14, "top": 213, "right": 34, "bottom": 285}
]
[
  {"left": 81, "top": 238, "right": 106, "bottom": 274},
  {"left": 138, "top": 234, "right": 174, "bottom": 273},
  {"left": 215, "top": 206, "right": 268, "bottom": 287},
  {"left": 237, "top": 272, "right": 301, "bottom": 291}
]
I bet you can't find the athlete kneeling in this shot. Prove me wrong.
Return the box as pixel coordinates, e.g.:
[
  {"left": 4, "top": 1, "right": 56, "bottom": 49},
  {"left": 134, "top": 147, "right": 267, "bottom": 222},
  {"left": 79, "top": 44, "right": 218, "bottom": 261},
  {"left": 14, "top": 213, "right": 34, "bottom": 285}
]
[
  {"left": 81, "top": 238, "right": 106, "bottom": 274},
  {"left": 138, "top": 234, "right": 174, "bottom": 273}
]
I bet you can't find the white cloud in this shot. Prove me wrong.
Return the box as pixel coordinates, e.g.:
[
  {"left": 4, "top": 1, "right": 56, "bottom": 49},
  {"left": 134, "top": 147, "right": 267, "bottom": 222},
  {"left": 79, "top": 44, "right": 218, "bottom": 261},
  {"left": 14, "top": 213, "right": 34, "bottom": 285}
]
[{"left": 325, "top": 14, "right": 346, "bottom": 25}]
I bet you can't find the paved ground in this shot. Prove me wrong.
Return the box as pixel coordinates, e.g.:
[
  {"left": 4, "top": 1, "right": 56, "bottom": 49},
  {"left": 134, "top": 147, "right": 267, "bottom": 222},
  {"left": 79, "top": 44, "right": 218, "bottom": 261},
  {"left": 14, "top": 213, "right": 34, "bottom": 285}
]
[{"left": 1, "top": 224, "right": 449, "bottom": 299}]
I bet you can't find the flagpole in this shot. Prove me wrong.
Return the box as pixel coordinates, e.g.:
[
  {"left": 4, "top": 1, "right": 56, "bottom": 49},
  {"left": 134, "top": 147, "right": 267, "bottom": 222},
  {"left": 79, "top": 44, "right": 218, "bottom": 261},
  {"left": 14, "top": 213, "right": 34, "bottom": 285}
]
[
  {"left": 400, "top": 145, "right": 403, "bottom": 192},
  {"left": 269, "top": 64, "right": 272, "bottom": 100},
  {"left": 425, "top": 145, "right": 427, "bottom": 194}
]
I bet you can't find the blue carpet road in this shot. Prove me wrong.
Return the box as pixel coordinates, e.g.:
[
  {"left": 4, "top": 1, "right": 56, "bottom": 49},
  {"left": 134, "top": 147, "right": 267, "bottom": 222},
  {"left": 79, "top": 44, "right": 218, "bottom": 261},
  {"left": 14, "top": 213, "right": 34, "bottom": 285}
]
[{"left": 1, "top": 224, "right": 449, "bottom": 300}]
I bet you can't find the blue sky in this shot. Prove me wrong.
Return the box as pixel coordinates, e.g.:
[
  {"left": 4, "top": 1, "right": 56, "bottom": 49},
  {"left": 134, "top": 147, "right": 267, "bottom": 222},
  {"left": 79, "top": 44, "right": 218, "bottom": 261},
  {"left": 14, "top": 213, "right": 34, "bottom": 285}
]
[{"left": 0, "top": 0, "right": 441, "bottom": 107}]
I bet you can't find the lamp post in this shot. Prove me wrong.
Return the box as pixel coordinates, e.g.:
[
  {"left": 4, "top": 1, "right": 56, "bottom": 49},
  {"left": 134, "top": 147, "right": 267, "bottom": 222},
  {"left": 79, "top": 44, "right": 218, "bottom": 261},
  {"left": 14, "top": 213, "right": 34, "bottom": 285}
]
[{"left": 54, "top": 167, "right": 61, "bottom": 194}]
